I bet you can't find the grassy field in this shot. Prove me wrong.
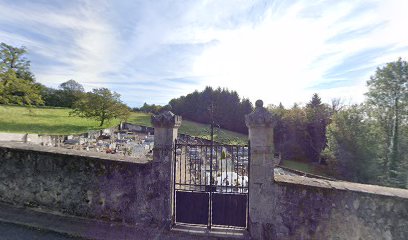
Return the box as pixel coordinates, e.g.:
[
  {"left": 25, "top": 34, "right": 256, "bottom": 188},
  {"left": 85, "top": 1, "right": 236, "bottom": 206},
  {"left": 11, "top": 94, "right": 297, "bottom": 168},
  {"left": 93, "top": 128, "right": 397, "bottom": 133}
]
[
  {"left": 0, "top": 105, "right": 120, "bottom": 135},
  {"left": 127, "top": 109, "right": 247, "bottom": 144},
  {"left": 0, "top": 105, "right": 327, "bottom": 174},
  {"left": 0, "top": 105, "right": 247, "bottom": 144},
  {"left": 179, "top": 120, "right": 247, "bottom": 145}
]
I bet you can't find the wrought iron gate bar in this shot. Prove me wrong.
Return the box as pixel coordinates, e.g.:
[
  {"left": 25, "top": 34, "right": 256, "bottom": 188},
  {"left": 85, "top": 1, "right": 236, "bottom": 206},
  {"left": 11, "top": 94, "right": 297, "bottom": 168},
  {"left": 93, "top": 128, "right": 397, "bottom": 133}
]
[
  {"left": 174, "top": 141, "right": 249, "bottom": 228},
  {"left": 175, "top": 143, "right": 248, "bottom": 147}
]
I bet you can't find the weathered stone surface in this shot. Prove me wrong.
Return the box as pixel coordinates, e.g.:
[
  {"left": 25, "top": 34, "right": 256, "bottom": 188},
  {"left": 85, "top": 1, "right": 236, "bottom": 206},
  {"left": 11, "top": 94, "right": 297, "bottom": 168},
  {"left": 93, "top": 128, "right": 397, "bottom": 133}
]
[
  {"left": 151, "top": 111, "right": 182, "bottom": 128},
  {"left": 275, "top": 174, "right": 408, "bottom": 199},
  {"left": 245, "top": 99, "right": 276, "bottom": 240},
  {"left": 245, "top": 99, "right": 408, "bottom": 240},
  {"left": 0, "top": 142, "right": 169, "bottom": 227},
  {"left": 245, "top": 100, "right": 275, "bottom": 128},
  {"left": 151, "top": 112, "right": 181, "bottom": 228},
  {"left": 267, "top": 178, "right": 408, "bottom": 240}
]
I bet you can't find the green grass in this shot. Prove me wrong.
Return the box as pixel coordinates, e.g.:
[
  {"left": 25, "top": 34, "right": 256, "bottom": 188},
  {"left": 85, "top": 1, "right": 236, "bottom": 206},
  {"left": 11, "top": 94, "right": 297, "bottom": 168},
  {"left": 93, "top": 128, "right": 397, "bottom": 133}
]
[
  {"left": 126, "top": 111, "right": 153, "bottom": 127},
  {"left": 179, "top": 120, "right": 247, "bottom": 145},
  {"left": 0, "top": 105, "right": 122, "bottom": 135},
  {"left": 0, "top": 105, "right": 248, "bottom": 144},
  {"left": 125, "top": 110, "right": 247, "bottom": 144}
]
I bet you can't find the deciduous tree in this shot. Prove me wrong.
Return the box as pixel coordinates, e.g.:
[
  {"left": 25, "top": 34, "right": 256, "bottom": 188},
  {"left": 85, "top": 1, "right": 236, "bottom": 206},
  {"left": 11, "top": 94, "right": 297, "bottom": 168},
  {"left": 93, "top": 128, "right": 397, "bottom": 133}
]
[
  {"left": 324, "top": 105, "right": 382, "bottom": 183},
  {"left": 305, "top": 93, "right": 330, "bottom": 163},
  {"left": 0, "top": 43, "right": 43, "bottom": 106},
  {"left": 366, "top": 58, "right": 408, "bottom": 185},
  {"left": 0, "top": 70, "right": 43, "bottom": 106},
  {"left": 0, "top": 42, "right": 34, "bottom": 81},
  {"left": 71, "top": 88, "right": 130, "bottom": 126}
]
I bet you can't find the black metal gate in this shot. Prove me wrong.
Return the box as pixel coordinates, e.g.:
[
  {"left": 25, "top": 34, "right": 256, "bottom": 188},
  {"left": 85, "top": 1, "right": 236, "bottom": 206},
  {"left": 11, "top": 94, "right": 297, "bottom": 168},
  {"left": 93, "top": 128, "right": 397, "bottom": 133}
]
[{"left": 173, "top": 141, "right": 249, "bottom": 229}]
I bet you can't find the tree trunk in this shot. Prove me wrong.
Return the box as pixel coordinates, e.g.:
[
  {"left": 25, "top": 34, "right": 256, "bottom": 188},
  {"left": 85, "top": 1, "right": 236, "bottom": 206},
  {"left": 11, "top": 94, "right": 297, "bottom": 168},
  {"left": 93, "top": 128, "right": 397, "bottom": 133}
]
[
  {"left": 99, "top": 118, "right": 105, "bottom": 127},
  {"left": 99, "top": 111, "right": 106, "bottom": 127},
  {"left": 388, "top": 98, "right": 399, "bottom": 180}
]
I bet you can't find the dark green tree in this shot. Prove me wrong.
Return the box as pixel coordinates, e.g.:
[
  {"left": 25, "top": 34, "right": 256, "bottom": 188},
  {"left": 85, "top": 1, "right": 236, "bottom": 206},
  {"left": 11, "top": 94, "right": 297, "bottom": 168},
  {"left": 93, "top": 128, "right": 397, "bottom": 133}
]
[
  {"left": 169, "top": 86, "right": 253, "bottom": 133},
  {"left": 71, "top": 88, "right": 130, "bottom": 126},
  {"left": 60, "top": 79, "right": 84, "bottom": 92},
  {"left": 0, "top": 43, "right": 43, "bottom": 106},
  {"left": 268, "top": 103, "right": 287, "bottom": 159},
  {"left": 305, "top": 93, "right": 330, "bottom": 163},
  {"left": 366, "top": 58, "right": 408, "bottom": 186},
  {"left": 0, "top": 42, "right": 34, "bottom": 81},
  {"left": 324, "top": 105, "right": 382, "bottom": 183},
  {"left": 39, "top": 80, "right": 85, "bottom": 107},
  {"left": 58, "top": 80, "right": 84, "bottom": 107},
  {"left": 139, "top": 102, "right": 168, "bottom": 114},
  {"left": 0, "top": 70, "right": 43, "bottom": 106}
]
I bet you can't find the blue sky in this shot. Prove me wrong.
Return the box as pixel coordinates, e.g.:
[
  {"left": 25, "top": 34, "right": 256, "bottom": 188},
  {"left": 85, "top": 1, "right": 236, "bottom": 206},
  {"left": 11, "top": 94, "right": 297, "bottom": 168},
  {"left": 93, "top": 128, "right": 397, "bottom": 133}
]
[{"left": 1, "top": 0, "right": 407, "bottom": 107}]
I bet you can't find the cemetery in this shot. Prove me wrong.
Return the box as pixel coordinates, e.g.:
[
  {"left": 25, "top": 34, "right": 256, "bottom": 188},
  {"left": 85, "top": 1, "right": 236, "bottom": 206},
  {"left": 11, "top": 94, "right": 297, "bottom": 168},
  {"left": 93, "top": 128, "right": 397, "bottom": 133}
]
[
  {"left": 0, "top": 103, "right": 406, "bottom": 239},
  {"left": 1, "top": 1, "right": 407, "bottom": 238},
  {"left": 0, "top": 123, "right": 155, "bottom": 160}
]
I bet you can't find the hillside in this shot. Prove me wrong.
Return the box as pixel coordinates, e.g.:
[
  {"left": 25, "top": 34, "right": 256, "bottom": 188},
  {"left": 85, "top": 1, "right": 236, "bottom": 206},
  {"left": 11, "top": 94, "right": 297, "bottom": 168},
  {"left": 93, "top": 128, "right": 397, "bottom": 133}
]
[{"left": 0, "top": 105, "right": 247, "bottom": 145}]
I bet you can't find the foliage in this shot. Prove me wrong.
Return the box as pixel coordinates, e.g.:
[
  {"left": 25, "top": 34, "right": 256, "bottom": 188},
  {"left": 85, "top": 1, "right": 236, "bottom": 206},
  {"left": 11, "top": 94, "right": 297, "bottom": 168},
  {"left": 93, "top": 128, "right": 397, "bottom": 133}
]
[
  {"left": 0, "top": 105, "right": 121, "bottom": 135},
  {"left": 325, "top": 58, "right": 408, "bottom": 188},
  {"left": 59, "top": 79, "right": 85, "bottom": 92},
  {"left": 0, "top": 70, "right": 43, "bottom": 106},
  {"left": 136, "top": 102, "right": 171, "bottom": 114},
  {"left": 268, "top": 94, "right": 330, "bottom": 163},
  {"left": 0, "top": 43, "right": 86, "bottom": 109},
  {"left": 169, "top": 86, "right": 253, "bottom": 134},
  {"left": 40, "top": 80, "right": 85, "bottom": 108},
  {"left": 178, "top": 119, "right": 247, "bottom": 145},
  {"left": 71, "top": 88, "right": 130, "bottom": 126},
  {"left": 366, "top": 58, "right": 408, "bottom": 186},
  {"left": 0, "top": 42, "right": 34, "bottom": 81},
  {"left": 304, "top": 93, "right": 331, "bottom": 163},
  {"left": 0, "top": 105, "right": 246, "bottom": 144},
  {"left": 270, "top": 103, "right": 308, "bottom": 161},
  {"left": 0, "top": 43, "right": 43, "bottom": 106},
  {"left": 324, "top": 105, "right": 383, "bottom": 183},
  {"left": 221, "top": 150, "right": 226, "bottom": 159}
]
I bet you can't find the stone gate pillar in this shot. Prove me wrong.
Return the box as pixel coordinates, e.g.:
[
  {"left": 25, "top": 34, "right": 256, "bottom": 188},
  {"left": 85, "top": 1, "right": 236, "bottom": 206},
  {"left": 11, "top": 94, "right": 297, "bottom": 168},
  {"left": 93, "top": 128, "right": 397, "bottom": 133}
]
[
  {"left": 151, "top": 111, "right": 182, "bottom": 228},
  {"left": 245, "top": 100, "right": 276, "bottom": 239}
]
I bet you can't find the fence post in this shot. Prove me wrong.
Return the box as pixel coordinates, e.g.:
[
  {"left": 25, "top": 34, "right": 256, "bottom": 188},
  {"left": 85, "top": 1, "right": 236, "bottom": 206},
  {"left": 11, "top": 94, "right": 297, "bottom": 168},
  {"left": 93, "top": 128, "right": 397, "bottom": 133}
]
[
  {"left": 151, "top": 111, "right": 182, "bottom": 228},
  {"left": 245, "top": 100, "right": 276, "bottom": 239}
]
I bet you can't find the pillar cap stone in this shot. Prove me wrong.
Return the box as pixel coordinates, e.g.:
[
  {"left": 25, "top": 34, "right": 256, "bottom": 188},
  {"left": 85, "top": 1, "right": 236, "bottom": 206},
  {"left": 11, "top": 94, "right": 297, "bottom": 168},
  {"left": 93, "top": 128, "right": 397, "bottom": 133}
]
[
  {"left": 255, "top": 99, "right": 263, "bottom": 108},
  {"left": 245, "top": 99, "right": 275, "bottom": 128},
  {"left": 151, "top": 111, "right": 182, "bottom": 128}
]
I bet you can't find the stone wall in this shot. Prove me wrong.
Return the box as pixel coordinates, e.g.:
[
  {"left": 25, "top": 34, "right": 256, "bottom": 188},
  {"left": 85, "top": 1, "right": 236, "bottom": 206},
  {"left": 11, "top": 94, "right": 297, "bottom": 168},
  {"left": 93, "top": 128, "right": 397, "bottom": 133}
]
[
  {"left": 253, "top": 174, "right": 408, "bottom": 240},
  {"left": 0, "top": 142, "right": 170, "bottom": 227},
  {"left": 246, "top": 100, "right": 408, "bottom": 240},
  {"left": 0, "top": 133, "right": 58, "bottom": 145},
  {"left": 0, "top": 133, "right": 26, "bottom": 142}
]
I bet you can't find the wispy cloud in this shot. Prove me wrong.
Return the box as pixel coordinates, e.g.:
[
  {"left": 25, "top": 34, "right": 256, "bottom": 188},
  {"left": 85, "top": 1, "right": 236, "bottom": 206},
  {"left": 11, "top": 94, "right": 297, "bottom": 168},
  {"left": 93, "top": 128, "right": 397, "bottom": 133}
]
[
  {"left": 191, "top": 0, "right": 408, "bottom": 106},
  {"left": 0, "top": 0, "right": 407, "bottom": 107}
]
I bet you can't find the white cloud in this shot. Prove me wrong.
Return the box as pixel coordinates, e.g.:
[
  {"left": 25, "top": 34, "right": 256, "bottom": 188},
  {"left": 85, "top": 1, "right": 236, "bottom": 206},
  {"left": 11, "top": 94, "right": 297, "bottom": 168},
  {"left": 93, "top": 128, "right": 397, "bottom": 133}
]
[
  {"left": 190, "top": 0, "right": 408, "bottom": 106},
  {"left": 1, "top": 0, "right": 407, "bottom": 107}
]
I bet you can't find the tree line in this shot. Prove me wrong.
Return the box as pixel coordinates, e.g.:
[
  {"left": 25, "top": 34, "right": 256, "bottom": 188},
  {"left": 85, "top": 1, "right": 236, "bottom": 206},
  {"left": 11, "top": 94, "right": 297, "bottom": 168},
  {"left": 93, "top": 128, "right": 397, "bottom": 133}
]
[
  {"left": 0, "top": 42, "right": 130, "bottom": 126},
  {"left": 268, "top": 59, "right": 407, "bottom": 189},
  {"left": 268, "top": 94, "right": 332, "bottom": 164},
  {"left": 323, "top": 58, "right": 408, "bottom": 189},
  {"left": 168, "top": 86, "right": 253, "bottom": 134},
  {"left": 133, "top": 102, "right": 171, "bottom": 114},
  {"left": 1, "top": 42, "right": 407, "bottom": 188},
  {"left": 158, "top": 60, "right": 408, "bottom": 189}
]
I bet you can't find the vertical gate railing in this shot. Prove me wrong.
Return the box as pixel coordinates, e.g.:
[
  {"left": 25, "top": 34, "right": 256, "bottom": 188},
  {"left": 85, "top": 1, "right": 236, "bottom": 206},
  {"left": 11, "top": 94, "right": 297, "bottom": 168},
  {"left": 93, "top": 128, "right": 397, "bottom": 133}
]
[{"left": 173, "top": 141, "right": 249, "bottom": 228}]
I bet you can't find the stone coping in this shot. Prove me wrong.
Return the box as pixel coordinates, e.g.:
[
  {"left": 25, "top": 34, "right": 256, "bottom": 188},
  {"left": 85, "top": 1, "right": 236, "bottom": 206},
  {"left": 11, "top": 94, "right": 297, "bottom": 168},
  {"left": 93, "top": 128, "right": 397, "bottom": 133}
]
[
  {"left": 275, "top": 174, "right": 408, "bottom": 199},
  {"left": 0, "top": 141, "right": 150, "bottom": 164}
]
